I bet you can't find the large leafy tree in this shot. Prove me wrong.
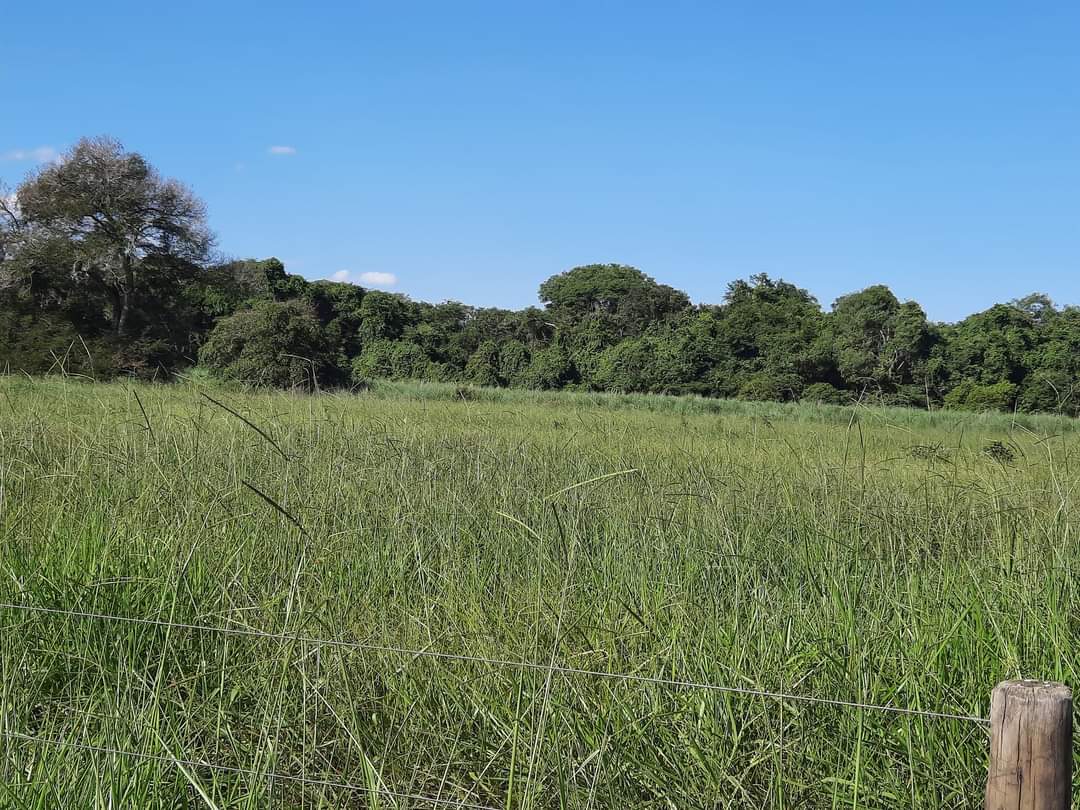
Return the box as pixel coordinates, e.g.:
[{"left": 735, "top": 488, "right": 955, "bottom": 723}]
[
  {"left": 539, "top": 264, "right": 689, "bottom": 337},
  {"left": 358, "top": 291, "right": 412, "bottom": 344},
  {"left": 1015, "top": 299, "right": 1080, "bottom": 415},
  {"left": 827, "top": 285, "right": 932, "bottom": 395},
  {"left": 942, "top": 304, "right": 1037, "bottom": 386},
  {"left": 708, "top": 274, "right": 830, "bottom": 398},
  {"left": 14, "top": 137, "right": 213, "bottom": 336}
]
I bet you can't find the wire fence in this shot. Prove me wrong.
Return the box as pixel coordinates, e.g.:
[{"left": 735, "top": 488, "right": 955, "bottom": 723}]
[
  {"left": 0, "top": 600, "right": 989, "bottom": 724},
  {"left": 0, "top": 598, "right": 991, "bottom": 805}
]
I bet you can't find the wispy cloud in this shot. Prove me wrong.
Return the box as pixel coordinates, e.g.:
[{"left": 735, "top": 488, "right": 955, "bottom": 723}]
[
  {"left": 329, "top": 270, "right": 398, "bottom": 288},
  {"left": 267, "top": 145, "right": 297, "bottom": 156},
  {"left": 358, "top": 271, "right": 397, "bottom": 288},
  {"left": 1, "top": 146, "right": 58, "bottom": 163}
]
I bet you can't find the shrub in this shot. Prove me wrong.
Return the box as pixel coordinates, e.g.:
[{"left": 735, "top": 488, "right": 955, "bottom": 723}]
[
  {"left": 593, "top": 339, "right": 656, "bottom": 393},
  {"left": 800, "top": 382, "right": 849, "bottom": 405},
  {"left": 498, "top": 340, "right": 530, "bottom": 387},
  {"left": 198, "top": 299, "right": 340, "bottom": 390},
  {"left": 737, "top": 372, "right": 803, "bottom": 402},
  {"left": 352, "top": 340, "right": 431, "bottom": 382},
  {"left": 520, "top": 345, "right": 575, "bottom": 390},
  {"left": 943, "top": 379, "right": 1017, "bottom": 412},
  {"left": 464, "top": 341, "right": 500, "bottom": 387}
]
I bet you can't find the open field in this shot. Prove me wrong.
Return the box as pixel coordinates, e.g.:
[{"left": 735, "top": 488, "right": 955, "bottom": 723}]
[{"left": 0, "top": 377, "right": 1077, "bottom": 808}]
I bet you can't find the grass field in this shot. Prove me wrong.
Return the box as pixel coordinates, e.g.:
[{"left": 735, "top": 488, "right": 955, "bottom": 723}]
[{"left": 0, "top": 377, "right": 1077, "bottom": 808}]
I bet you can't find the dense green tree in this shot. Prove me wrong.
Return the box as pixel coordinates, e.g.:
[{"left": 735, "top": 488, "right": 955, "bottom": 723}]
[
  {"left": 801, "top": 382, "right": 849, "bottom": 405},
  {"left": 304, "top": 279, "right": 366, "bottom": 364},
  {"left": 411, "top": 301, "right": 474, "bottom": 367},
  {"left": 539, "top": 264, "right": 689, "bottom": 338},
  {"left": 941, "top": 304, "right": 1037, "bottom": 387},
  {"left": 188, "top": 259, "right": 279, "bottom": 319},
  {"left": 464, "top": 340, "right": 500, "bottom": 386},
  {"left": 738, "top": 370, "right": 805, "bottom": 402},
  {"left": 684, "top": 274, "right": 830, "bottom": 398},
  {"left": 498, "top": 340, "right": 531, "bottom": 387},
  {"left": 943, "top": 379, "right": 1019, "bottom": 412},
  {"left": 199, "top": 300, "right": 341, "bottom": 390},
  {"left": 593, "top": 332, "right": 691, "bottom": 394},
  {"left": 359, "top": 291, "right": 411, "bottom": 344},
  {"left": 1017, "top": 303, "right": 1080, "bottom": 415},
  {"left": 352, "top": 339, "right": 430, "bottom": 382},
  {"left": 520, "top": 343, "right": 576, "bottom": 390},
  {"left": 827, "top": 286, "right": 932, "bottom": 396}
]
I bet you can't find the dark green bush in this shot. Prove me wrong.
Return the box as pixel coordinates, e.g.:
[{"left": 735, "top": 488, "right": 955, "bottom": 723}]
[
  {"left": 800, "top": 382, "right": 849, "bottom": 405},
  {"left": 199, "top": 299, "right": 341, "bottom": 390},
  {"left": 943, "top": 379, "right": 1018, "bottom": 412}
]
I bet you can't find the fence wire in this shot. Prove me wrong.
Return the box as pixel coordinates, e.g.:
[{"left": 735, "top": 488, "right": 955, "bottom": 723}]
[{"left": 0, "top": 600, "right": 988, "bottom": 725}]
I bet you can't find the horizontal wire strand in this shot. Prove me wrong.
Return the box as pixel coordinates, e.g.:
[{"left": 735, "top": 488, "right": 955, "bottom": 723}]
[
  {"left": 1, "top": 729, "right": 499, "bottom": 810},
  {"left": 0, "top": 601, "right": 988, "bottom": 725}
]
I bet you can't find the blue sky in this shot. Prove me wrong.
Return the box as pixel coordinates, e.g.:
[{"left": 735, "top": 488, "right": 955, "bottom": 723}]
[{"left": 3, "top": 2, "right": 1077, "bottom": 322}]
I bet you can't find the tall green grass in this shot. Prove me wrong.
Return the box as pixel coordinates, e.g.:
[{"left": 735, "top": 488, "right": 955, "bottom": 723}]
[{"left": 0, "top": 376, "right": 1076, "bottom": 808}]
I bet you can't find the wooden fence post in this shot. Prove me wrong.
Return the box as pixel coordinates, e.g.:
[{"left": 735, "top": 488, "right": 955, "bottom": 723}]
[{"left": 986, "top": 679, "right": 1072, "bottom": 810}]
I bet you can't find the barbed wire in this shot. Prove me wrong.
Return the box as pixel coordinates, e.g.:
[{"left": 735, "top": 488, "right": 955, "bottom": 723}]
[
  {"left": 0, "top": 601, "right": 988, "bottom": 724},
  {"left": 1, "top": 729, "right": 500, "bottom": 809}
]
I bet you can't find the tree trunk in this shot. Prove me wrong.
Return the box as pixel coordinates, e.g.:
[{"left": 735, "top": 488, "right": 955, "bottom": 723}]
[
  {"left": 116, "top": 255, "right": 134, "bottom": 336},
  {"left": 109, "top": 288, "right": 123, "bottom": 334}
]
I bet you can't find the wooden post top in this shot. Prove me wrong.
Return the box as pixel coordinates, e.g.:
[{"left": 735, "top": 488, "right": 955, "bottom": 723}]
[
  {"left": 986, "top": 679, "right": 1072, "bottom": 810},
  {"left": 994, "top": 679, "right": 1070, "bottom": 693}
]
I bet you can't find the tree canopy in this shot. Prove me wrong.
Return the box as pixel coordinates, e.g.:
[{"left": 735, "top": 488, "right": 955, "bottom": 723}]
[{"left": 3, "top": 136, "right": 1080, "bottom": 415}]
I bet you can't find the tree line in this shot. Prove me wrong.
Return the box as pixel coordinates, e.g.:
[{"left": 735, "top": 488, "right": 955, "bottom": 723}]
[{"left": 2, "top": 137, "right": 1079, "bottom": 414}]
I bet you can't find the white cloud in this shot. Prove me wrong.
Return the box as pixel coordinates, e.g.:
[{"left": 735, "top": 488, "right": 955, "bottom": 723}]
[
  {"left": 267, "top": 145, "right": 297, "bottom": 156},
  {"left": 1, "top": 146, "right": 58, "bottom": 163},
  {"left": 327, "top": 270, "right": 398, "bottom": 288},
  {"left": 358, "top": 271, "right": 397, "bottom": 288}
]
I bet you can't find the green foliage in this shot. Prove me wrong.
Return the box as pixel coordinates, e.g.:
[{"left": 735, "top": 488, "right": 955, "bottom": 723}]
[
  {"left": 497, "top": 340, "right": 530, "bottom": 386},
  {"left": 715, "top": 275, "right": 829, "bottom": 391},
  {"left": 464, "top": 340, "right": 500, "bottom": 386},
  {"left": 198, "top": 299, "right": 341, "bottom": 390},
  {"left": 359, "top": 291, "right": 411, "bottom": 344},
  {"left": 352, "top": 339, "right": 431, "bottom": 382},
  {"left": 593, "top": 334, "right": 690, "bottom": 394},
  {"left": 737, "top": 370, "right": 804, "bottom": 402},
  {"left": 539, "top": 264, "right": 690, "bottom": 341},
  {"left": 0, "top": 307, "right": 99, "bottom": 377},
  {"left": 519, "top": 343, "right": 576, "bottom": 390},
  {"left": 828, "top": 286, "right": 932, "bottom": 392},
  {"left": 1016, "top": 306, "right": 1080, "bottom": 416},
  {"left": 943, "top": 379, "right": 1018, "bottom": 412},
  {"left": 942, "top": 304, "right": 1036, "bottom": 386},
  {"left": 800, "top": 382, "right": 849, "bottom": 405},
  {"left": 4, "top": 135, "right": 1080, "bottom": 414}
]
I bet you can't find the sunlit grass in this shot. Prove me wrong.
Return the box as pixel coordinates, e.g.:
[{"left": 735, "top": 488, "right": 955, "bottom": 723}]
[{"left": 0, "top": 376, "right": 1076, "bottom": 808}]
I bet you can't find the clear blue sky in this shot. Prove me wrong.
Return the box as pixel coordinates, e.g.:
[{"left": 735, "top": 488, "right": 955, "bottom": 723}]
[{"left": 3, "top": 2, "right": 1077, "bottom": 322}]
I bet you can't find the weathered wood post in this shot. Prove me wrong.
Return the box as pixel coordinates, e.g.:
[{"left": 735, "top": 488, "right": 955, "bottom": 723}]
[{"left": 986, "top": 680, "right": 1072, "bottom": 809}]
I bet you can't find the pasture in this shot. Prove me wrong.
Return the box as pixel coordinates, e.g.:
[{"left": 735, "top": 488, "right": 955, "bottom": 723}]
[{"left": 0, "top": 377, "right": 1076, "bottom": 808}]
